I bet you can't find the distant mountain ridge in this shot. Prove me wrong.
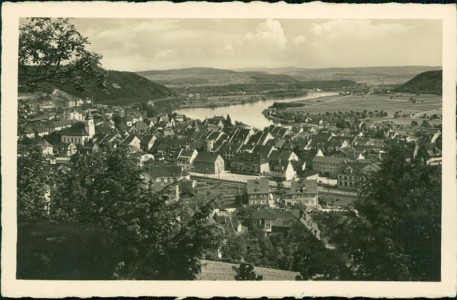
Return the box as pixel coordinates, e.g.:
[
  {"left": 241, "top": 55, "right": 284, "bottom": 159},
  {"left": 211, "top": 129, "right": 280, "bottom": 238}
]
[
  {"left": 395, "top": 70, "right": 442, "bottom": 95},
  {"left": 138, "top": 66, "right": 441, "bottom": 86},
  {"left": 138, "top": 67, "right": 238, "bottom": 76},
  {"left": 232, "top": 66, "right": 441, "bottom": 74},
  {"left": 231, "top": 66, "right": 441, "bottom": 85},
  {"left": 137, "top": 67, "right": 299, "bottom": 87}
]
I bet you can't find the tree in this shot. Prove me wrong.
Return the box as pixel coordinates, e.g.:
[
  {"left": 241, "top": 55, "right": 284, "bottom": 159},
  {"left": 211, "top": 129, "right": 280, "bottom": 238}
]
[
  {"left": 335, "top": 141, "right": 441, "bottom": 280},
  {"left": 19, "top": 18, "right": 106, "bottom": 91},
  {"left": 52, "top": 147, "right": 225, "bottom": 280},
  {"left": 235, "top": 263, "right": 263, "bottom": 280},
  {"left": 411, "top": 120, "right": 418, "bottom": 127},
  {"left": 17, "top": 146, "right": 53, "bottom": 221}
]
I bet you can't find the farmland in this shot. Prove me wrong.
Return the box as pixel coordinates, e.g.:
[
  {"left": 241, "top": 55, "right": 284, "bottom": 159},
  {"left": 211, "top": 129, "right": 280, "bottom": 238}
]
[
  {"left": 277, "top": 93, "right": 441, "bottom": 116},
  {"left": 265, "top": 92, "right": 442, "bottom": 127}
]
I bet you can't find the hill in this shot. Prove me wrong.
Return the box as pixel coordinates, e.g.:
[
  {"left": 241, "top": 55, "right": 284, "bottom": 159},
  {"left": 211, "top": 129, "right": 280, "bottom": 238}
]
[
  {"left": 395, "top": 70, "right": 442, "bottom": 95},
  {"left": 138, "top": 67, "right": 238, "bottom": 76},
  {"left": 197, "top": 260, "right": 299, "bottom": 280},
  {"left": 19, "top": 70, "right": 174, "bottom": 106},
  {"left": 137, "top": 67, "right": 298, "bottom": 87},
  {"left": 233, "top": 66, "right": 441, "bottom": 85}
]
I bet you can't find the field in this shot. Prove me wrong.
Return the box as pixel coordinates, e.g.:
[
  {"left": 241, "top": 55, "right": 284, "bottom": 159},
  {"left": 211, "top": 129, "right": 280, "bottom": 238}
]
[
  {"left": 198, "top": 260, "right": 299, "bottom": 280},
  {"left": 284, "top": 93, "right": 442, "bottom": 117}
]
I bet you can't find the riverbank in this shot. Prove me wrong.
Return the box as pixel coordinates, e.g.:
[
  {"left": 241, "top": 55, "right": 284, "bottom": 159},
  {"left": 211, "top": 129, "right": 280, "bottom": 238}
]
[
  {"left": 175, "top": 92, "right": 339, "bottom": 129},
  {"left": 177, "top": 92, "right": 310, "bottom": 110},
  {"left": 262, "top": 94, "right": 341, "bottom": 125}
]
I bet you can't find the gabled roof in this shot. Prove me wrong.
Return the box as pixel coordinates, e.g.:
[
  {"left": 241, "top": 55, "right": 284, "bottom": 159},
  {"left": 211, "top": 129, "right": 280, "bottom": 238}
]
[
  {"left": 122, "top": 134, "right": 139, "bottom": 146},
  {"left": 236, "top": 152, "right": 269, "bottom": 164},
  {"left": 270, "top": 160, "right": 291, "bottom": 171},
  {"left": 194, "top": 152, "right": 221, "bottom": 163},
  {"left": 312, "top": 156, "right": 346, "bottom": 164},
  {"left": 61, "top": 122, "right": 88, "bottom": 136},
  {"left": 246, "top": 178, "right": 270, "bottom": 194},
  {"left": 289, "top": 179, "right": 318, "bottom": 194},
  {"left": 140, "top": 134, "right": 156, "bottom": 145}
]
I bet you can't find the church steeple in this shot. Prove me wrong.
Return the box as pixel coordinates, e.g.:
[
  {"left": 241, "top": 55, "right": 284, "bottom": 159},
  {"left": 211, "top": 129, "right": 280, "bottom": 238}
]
[{"left": 85, "top": 110, "right": 95, "bottom": 138}]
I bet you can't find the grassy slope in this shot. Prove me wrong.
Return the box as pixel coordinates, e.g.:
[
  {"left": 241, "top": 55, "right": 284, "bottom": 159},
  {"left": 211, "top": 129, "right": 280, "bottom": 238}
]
[{"left": 198, "top": 260, "right": 299, "bottom": 280}]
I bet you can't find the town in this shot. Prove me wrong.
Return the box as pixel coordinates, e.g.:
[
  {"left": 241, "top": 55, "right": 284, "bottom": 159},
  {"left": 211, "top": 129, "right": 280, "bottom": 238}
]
[
  {"left": 15, "top": 17, "right": 444, "bottom": 282},
  {"left": 17, "top": 82, "right": 442, "bottom": 277}
]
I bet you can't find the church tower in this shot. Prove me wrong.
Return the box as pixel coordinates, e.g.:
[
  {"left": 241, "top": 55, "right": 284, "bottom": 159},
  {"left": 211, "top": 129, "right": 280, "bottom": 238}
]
[{"left": 85, "top": 111, "right": 95, "bottom": 138}]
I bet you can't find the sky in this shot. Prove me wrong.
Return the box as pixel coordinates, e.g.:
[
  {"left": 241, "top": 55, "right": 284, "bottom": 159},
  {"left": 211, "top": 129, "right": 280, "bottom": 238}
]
[{"left": 68, "top": 18, "right": 442, "bottom": 72}]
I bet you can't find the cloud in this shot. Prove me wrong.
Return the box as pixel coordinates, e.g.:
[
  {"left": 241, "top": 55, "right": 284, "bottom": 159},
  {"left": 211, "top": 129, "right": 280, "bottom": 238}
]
[
  {"left": 74, "top": 18, "right": 441, "bottom": 71},
  {"left": 311, "top": 19, "right": 412, "bottom": 40},
  {"left": 223, "top": 19, "right": 287, "bottom": 54},
  {"left": 292, "top": 35, "right": 306, "bottom": 46}
]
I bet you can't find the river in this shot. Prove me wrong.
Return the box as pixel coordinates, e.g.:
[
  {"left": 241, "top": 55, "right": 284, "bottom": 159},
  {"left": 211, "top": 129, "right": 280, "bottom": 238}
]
[{"left": 175, "top": 92, "right": 338, "bottom": 129}]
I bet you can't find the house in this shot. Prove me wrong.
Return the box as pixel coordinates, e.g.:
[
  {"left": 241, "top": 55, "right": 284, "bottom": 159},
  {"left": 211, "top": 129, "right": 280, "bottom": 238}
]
[
  {"left": 312, "top": 155, "right": 347, "bottom": 177},
  {"left": 285, "top": 179, "right": 318, "bottom": 207},
  {"left": 205, "top": 116, "right": 226, "bottom": 130},
  {"left": 37, "top": 139, "right": 54, "bottom": 155},
  {"left": 77, "top": 141, "right": 100, "bottom": 156},
  {"left": 176, "top": 148, "right": 198, "bottom": 170},
  {"left": 269, "top": 150, "right": 299, "bottom": 162},
  {"left": 231, "top": 152, "right": 270, "bottom": 175},
  {"left": 248, "top": 130, "right": 273, "bottom": 146},
  {"left": 251, "top": 208, "right": 298, "bottom": 233},
  {"left": 66, "top": 111, "right": 85, "bottom": 121},
  {"left": 125, "top": 116, "right": 135, "bottom": 127},
  {"left": 48, "top": 120, "right": 74, "bottom": 133},
  {"left": 269, "top": 160, "right": 296, "bottom": 181},
  {"left": 132, "top": 120, "right": 149, "bottom": 133},
  {"left": 34, "top": 126, "right": 49, "bottom": 137},
  {"left": 229, "top": 127, "right": 253, "bottom": 144},
  {"left": 122, "top": 134, "right": 141, "bottom": 151},
  {"left": 337, "top": 162, "right": 381, "bottom": 189},
  {"left": 246, "top": 178, "right": 271, "bottom": 206},
  {"left": 140, "top": 134, "right": 157, "bottom": 152},
  {"left": 148, "top": 166, "right": 190, "bottom": 183},
  {"left": 138, "top": 153, "right": 154, "bottom": 167},
  {"left": 23, "top": 127, "right": 36, "bottom": 139},
  {"left": 219, "top": 142, "right": 243, "bottom": 165},
  {"left": 193, "top": 152, "right": 225, "bottom": 175},
  {"left": 55, "top": 142, "right": 78, "bottom": 157}
]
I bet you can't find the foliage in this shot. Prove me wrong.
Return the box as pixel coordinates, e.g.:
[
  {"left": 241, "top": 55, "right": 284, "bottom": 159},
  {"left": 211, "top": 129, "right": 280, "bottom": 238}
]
[
  {"left": 17, "top": 147, "right": 53, "bottom": 221},
  {"left": 234, "top": 262, "right": 263, "bottom": 280},
  {"left": 50, "top": 147, "right": 224, "bottom": 279},
  {"left": 334, "top": 141, "right": 441, "bottom": 280},
  {"left": 220, "top": 220, "right": 350, "bottom": 280},
  {"left": 19, "top": 18, "right": 106, "bottom": 92}
]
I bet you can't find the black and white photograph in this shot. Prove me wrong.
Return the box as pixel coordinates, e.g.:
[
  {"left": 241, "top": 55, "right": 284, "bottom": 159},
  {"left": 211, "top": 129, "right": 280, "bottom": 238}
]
[{"left": 2, "top": 2, "right": 456, "bottom": 298}]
